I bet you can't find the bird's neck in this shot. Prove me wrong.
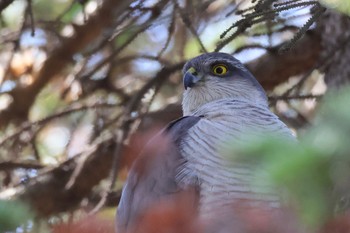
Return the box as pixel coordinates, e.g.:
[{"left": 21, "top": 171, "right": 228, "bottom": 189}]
[{"left": 182, "top": 90, "right": 268, "bottom": 116}]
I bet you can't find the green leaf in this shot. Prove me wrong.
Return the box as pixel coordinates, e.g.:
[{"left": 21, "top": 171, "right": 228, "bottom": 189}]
[
  {"left": 320, "top": 0, "right": 350, "bottom": 16},
  {"left": 61, "top": 3, "right": 83, "bottom": 23},
  {"left": 0, "top": 200, "right": 33, "bottom": 232}
]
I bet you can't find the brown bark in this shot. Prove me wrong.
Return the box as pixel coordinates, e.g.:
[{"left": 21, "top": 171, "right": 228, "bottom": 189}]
[
  {"left": 317, "top": 10, "right": 350, "bottom": 88},
  {"left": 0, "top": 0, "right": 14, "bottom": 13},
  {"left": 247, "top": 31, "right": 322, "bottom": 91}
]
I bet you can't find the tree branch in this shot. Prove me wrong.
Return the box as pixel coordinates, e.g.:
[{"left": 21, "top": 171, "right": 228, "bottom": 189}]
[
  {"left": 0, "top": 0, "right": 15, "bottom": 13},
  {"left": 0, "top": 161, "right": 44, "bottom": 171},
  {"left": 246, "top": 30, "right": 321, "bottom": 90},
  {"left": 0, "top": 138, "right": 117, "bottom": 217},
  {"left": 0, "top": 0, "right": 133, "bottom": 128},
  {"left": 0, "top": 63, "right": 186, "bottom": 217}
]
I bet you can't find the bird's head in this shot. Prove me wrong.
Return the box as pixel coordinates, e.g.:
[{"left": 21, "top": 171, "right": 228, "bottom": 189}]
[{"left": 181, "top": 52, "right": 267, "bottom": 115}]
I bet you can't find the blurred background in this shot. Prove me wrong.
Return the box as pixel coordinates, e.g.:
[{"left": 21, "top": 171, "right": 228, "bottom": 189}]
[{"left": 0, "top": 0, "right": 350, "bottom": 232}]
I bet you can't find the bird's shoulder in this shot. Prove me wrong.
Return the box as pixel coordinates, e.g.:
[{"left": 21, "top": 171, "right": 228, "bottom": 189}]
[
  {"left": 164, "top": 115, "right": 203, "bottom": 140},
  {"left": 117, "top": 116, "right": 202, "bottom": 232}
]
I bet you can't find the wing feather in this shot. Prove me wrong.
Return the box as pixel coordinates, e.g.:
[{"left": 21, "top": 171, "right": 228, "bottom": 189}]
[{"left": 116, "top": 116, "right": 201, "bottom": 232}]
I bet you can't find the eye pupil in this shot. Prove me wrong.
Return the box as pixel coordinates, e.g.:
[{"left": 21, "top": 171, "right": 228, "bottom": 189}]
[{"left": 216, "top": 67, "right": 223, "bottom": 74}]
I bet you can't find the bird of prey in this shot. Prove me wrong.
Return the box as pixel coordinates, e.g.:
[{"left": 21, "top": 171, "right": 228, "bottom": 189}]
[{"left": 117, "top": 52, "right": 294, "bottom": 232}]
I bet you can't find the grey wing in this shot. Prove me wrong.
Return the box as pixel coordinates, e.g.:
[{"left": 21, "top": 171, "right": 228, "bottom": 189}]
[{"left": 116, "top": 116, "right": 201, "bottom": 232}]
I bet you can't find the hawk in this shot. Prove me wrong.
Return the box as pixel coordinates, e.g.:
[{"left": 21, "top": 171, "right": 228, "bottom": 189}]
[{"left": 117, "top": 52, "right": 294, "bottom": 232}]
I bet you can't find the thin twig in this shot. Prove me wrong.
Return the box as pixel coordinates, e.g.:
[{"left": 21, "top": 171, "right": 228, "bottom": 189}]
[
  {"left": 0, "top": 161, "right": 45, "bottom": 171},
  {"left": 30, "top": 131, "right": 41, "bottom": 162},
  {"left": 27, "top": 0, "right": 35, "bottom": 36},
  {"left": 79, "top": 15, "right": 159, "bottom": 80},
  {"left": 174, "top": 1, "right": 208, "bottom": 53},
  {"left": 215, "top": 25, "right": 247, "bottom": 52},
  {"left": 283, "top": 33, "right": 350, "bottom": 96},
  {"left": 158, "top": 6, "right": 176, "bottom": 57},
  {"left": 268, "top": 94, "right": 323, "bottom": 101},
  {"left": 0, "top": 102, "right": 119, "bottom": 148},
  {"left": 280, "top": 5, "right": 325, "bottom": 52},
  {"left": 216, "top": 0, "right": 321, "bottom": 52}
]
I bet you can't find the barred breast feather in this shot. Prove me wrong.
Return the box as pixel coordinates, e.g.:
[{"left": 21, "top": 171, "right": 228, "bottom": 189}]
[{"left": 177, "top": 98, "right": 294, "bottom": 218}]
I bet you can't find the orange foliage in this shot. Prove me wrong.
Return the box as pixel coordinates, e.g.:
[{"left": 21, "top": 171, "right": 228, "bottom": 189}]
[
  {"left": 321, "top": 213, "right": 350, "bottom": 233},
  {"left": 120, "top": 127, "right": 164, "bottom": 171},
  {"left": 128, "top": 191, "right": 201, "bottom": 233}
]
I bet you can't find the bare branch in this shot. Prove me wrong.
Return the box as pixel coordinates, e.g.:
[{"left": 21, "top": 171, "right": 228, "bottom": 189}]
[
  {"left": 26, "top": 0, "right": 35, "bottom": 36},
  {"left": 0, "top": 161, "right": 44, "bottom": 171},
  {"left": 0, "top": 0, "right": 15, "bottom": 13},
  {"left": 268, "top": 94, "right": 323, "bottom": 101},
  {"left": 0, "top": 0, "right": 133, "bottom": 128},
  {"left": 0, "top": 102, "right": 118, "bottom": 148},
  {"left": 246, "top": 31, "right": 321, "bottom": 90}
]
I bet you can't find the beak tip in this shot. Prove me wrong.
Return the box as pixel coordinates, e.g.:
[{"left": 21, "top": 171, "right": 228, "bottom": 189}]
[{"left": 183, "top": 72, "right": 198, "bottom": 90}]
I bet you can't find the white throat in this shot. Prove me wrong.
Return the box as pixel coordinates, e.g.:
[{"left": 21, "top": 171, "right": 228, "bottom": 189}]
[{"left": 182, "top": 81, "right": 267, "bottom": 116}]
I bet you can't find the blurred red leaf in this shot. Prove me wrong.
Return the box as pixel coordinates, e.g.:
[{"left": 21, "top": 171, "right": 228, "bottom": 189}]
[
  {"left": 120, "top": 127, "right": 164, "bottom": 171},
  {"left": 321, "top": 213, "right": 350, "bottom": 233},
  {"left": 129, "top": 190, "right": 201, "bottom": 233}
]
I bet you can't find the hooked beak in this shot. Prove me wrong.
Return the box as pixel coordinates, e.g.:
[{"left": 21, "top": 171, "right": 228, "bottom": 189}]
[{"left": 184, "top": 67, "right": 201, "bottom": 90}]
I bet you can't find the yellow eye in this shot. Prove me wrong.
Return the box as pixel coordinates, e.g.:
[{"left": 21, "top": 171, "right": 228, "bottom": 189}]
[{"left": 212, "top": 64, "right": 228, "bottom": 76}]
